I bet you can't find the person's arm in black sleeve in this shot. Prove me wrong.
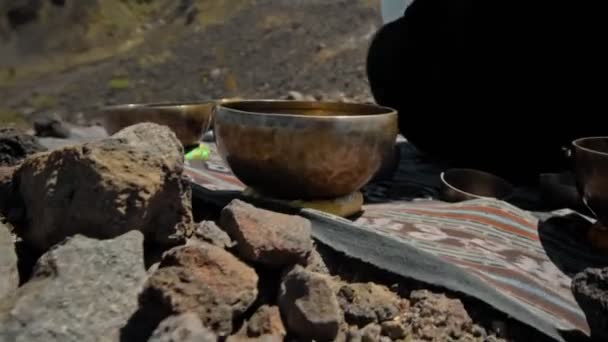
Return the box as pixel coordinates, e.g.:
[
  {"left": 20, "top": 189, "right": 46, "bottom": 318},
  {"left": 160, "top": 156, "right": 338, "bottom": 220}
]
[{"left": 366, "top": 0, "right": 606, "bottom": 184}]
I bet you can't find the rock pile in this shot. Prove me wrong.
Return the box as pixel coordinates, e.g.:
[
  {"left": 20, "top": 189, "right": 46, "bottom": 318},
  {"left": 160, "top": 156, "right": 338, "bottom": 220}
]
[
  {"left": 140, "top": 198, "right": 504, "bottom": 341},
  {"left": 0, "top": 125, "right": 542, "bottom": 341}
]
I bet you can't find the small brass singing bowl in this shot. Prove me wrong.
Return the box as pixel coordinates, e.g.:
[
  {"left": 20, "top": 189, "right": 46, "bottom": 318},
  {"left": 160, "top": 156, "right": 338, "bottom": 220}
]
[
  {"left": 214, "top": 100, "right": 399, "bottom": 200},
  {"left": 572, "top": 137, "right": 608, "bottom": 226},
  {"left": 440, "top": 168, "right": 514, "bottom": 202},
  {"left": 100, "top": 101, "right": 219, "bottom": 147}
]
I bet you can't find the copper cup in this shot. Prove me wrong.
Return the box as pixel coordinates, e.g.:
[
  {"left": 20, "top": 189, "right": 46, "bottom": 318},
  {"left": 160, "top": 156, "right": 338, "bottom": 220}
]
[
  {"left": 214, "top": 100, "right": 399, "bottom": 200},
  {"left": 440, "top": 168, "right": 514, "bottom": 202},
  {"left": 572, "top": 137, "right": 608, "bottom": 226}
]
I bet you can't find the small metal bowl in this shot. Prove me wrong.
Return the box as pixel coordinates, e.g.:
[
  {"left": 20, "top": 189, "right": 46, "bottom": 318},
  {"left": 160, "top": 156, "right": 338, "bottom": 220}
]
[
  {"left": 440, "top": 168, "right": 515, "bottom": 202},
  {"left": 572, "top": 137, "right": 608, "bottom": 226},
  {"left": 99, "top": 101, "right": 217, "bottom": 147},
  {"left": 214, "top": 100, "right": 399, "bottom": 200}
]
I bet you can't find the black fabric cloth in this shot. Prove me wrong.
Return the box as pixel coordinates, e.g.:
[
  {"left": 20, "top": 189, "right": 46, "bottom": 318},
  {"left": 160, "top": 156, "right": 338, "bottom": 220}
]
[{"left": 366, "top": 0, "right": 606, "bottom": 184}]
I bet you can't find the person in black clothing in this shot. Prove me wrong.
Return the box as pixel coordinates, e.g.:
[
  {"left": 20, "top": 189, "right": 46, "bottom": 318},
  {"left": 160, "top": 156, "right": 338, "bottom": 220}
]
[{"left": 366, "top": 0, "right": 606, "bottom": 184}]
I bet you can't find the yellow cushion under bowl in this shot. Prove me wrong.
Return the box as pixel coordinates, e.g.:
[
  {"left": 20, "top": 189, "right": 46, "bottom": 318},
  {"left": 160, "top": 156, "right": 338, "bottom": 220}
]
[{"left": 243, "top": 188, "right": 363, "bottom": 218}]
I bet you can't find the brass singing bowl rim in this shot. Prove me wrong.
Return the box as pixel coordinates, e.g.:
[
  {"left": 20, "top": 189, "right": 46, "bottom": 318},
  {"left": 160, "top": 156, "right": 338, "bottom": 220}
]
[
  {"left": 216, "top": 99, "right": 397, "bottom": 120},
  {"left": 440, "top": 168, "right": 515, "bottom": 200},
  {"left": 572, "top": 136, "right": 608, "bottom": 157},
  {"left": 101, "top": 100, "right": 227, "bottom": 112},
  {"left": 99, "top": 100, "right": 233, "bottom": 146}
]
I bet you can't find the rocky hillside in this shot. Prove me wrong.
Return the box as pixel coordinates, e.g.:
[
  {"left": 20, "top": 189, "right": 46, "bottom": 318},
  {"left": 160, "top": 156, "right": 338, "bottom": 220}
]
[
  {"left": 0, "top": 0, "right": 380, "bottom": 127},
  {"left": 0, "top": 0, "right": 202, "bottom": 73}
]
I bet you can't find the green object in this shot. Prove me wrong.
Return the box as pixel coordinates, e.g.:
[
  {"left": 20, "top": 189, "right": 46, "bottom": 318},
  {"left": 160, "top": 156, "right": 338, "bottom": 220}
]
[
  {"left": 108, "top": 78, "right": 130, "bottom": 89},
  {"left": 185, "top": 144, "right": 211, "bottom": 161}
]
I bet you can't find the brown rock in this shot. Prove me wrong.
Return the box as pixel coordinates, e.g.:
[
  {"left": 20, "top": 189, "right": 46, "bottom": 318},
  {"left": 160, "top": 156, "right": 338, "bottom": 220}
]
[
  {"left": 191, "top": 220, "right": 234, "bottom": 249},
  {"left": 337, "top": 283, "right": 404, "bottom": 327},
  {"left": 0, "top": 220, "right": 18, "bottom": 299},
  {"left": 360, "top": 323, "right": 381, "bottom": 342},
  {"left": 572, "top": 267, "right": 608, "bottom": 341},
  {"left": 381, "top": 320, "right": 408, "bottom": 340},
  {"left": 247, "top": 305, "right": 286, "bottom": 338},
  {"left": 141, "top": 243, "right": 259, "bottom": 336},
  {"left": 10, "top": 123, "right": 193, "bottom": 251},
  {"left": 142, "top": 267, "right": 234, "bottom": 334},
  {"left": 278, "top": 265, "right": 342, "bottom": 340},
  {"left": 220, "top": 200, "right": 313, "bottom": 267},
  {"left": 149, "top": 312, "right": 218, "bottom": 342}
]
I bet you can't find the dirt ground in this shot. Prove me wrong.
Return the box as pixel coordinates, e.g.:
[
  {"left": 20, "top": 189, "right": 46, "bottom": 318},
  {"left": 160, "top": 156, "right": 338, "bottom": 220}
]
[{"left": 0, "top": 0, "right": 380, "bottom": 127}]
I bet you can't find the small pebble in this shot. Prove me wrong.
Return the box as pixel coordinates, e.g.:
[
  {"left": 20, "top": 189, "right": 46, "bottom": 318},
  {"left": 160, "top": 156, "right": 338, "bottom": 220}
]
[
  {"left": 347, "top": 326, "right": 362, "bottom": 342},
  {"left": 381, "top": 320, "right": 408, "bottom": 339},
  {"left": 361, "top": 323, "right": 381, "bottom": 342},
  {"left": 472, "top": 325, "right": 487, "bottom": 338}
]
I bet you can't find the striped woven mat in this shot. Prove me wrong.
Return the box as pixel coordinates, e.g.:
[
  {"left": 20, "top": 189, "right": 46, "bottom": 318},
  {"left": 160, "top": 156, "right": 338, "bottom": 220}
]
[{"left": 184, "top": 140, "right": 608, "bottom": 338}]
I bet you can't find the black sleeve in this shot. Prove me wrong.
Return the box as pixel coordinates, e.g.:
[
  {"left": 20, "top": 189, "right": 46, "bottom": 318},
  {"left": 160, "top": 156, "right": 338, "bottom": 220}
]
[{"left": 366, "top": 0, "right": 606, "bottom": 181}]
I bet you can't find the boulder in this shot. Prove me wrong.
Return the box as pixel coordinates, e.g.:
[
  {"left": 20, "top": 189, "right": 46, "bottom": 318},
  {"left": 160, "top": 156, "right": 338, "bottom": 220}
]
[
  {"left": 10, "top": 123, "right": 193, "bottom": 251},
  {"left": 0, "top": 220, "right": 18, "bottom": 299},
  {"left": 140, "top": 243, "right": 259, "bottom": 336},
  {"left": 572, "top": 267, "right": 608, "bottom": 341},
  {"left": 220, "top": 199, "right": 312, "bottom": 267},
  {"left": 278, "top": 265, "right": 342, "bottom": 340},
  {"left": 148, "top": 312, "right": 218, "bottom": 342},
  {"left": 0, "top": 231, "right": 147, "bottom": 342},
  {"left": 336, "top": 282, "right": 404, "bottom": 327}
]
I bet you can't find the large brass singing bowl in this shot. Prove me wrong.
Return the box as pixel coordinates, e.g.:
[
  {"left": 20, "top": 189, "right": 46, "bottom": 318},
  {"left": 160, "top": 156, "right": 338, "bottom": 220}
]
[
  {"left": 214, "top": 100, "right": 399, "bottom": 200},
  {"left": 100, "top": 102, "right": 217, "bottom": 146},
  {"left": 573, "top": 137, "right": 608, "bottom": 226}
]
